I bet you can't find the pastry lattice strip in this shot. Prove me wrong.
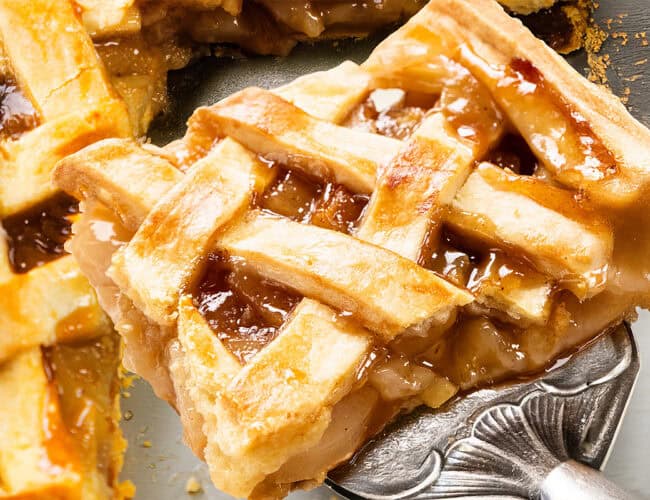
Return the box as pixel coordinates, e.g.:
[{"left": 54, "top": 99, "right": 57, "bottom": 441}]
[{"left": 0, "top": 1, "right": 130, "bottom": 497}]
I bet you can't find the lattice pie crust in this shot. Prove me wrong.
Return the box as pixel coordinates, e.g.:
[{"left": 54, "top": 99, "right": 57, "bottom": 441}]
[
  {"left": 54, "top": 0, "right": 650, "bottom": 498},
  {"left": 0, "top": 2, "right": 132, "bottom": 498}
]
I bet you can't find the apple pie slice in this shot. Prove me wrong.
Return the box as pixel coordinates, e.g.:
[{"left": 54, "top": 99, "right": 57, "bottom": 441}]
[
  {"left": 54, "top": 0, "right": 650, "bottom": 498},
  {"left": 0, "top": 2, "right": 133, "bottom": 498}
]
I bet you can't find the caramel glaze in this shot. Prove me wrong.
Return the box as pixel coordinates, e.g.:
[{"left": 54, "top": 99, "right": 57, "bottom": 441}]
[
  {"left": 0, "top": 73, "right": 39, "bottom": 140},
  {"left": 507, "top": 58, "right": 618, "bottom": 181},
  {"left": 2, "top": 193, "right": 79, "bottom": 273},
  {"left": 195, "top": 254, "right": 300, "bottom": 365},
  {"left": 41, "top": 334, "right": 122, "bottom": 485},
  {"left": 483, "top": 133, "right": 538, "bottom": 176}
]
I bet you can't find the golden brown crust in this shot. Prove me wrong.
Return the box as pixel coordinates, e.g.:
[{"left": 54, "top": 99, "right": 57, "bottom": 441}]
[
  {"left": 0, "top": 2, "right": 132, "bottom": 498},
  {"left": 366, "top": 0, "right": 650, "bottom": 207},
  {"left": 52, "top": 1, "right": 650, "bottom": 499}
]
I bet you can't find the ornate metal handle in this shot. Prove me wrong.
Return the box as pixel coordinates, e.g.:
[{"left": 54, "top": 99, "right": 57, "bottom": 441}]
[
  {"left": 329, "top": 324, "right": 640, "bottom": 500},
  {"left": 540, "top": 460, "right": 635, "bottom": 500}
]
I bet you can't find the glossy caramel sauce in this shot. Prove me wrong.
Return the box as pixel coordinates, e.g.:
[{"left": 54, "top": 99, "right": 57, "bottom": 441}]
[
  {"left": 42, "top": 334, "right": 122, "bottom": 483},
  {"left": 2, "top": 193, "right": 79, "bottom": 273},
  {"left": 351, "top": 84, "right": 584, "bottom": 392},
  {"left": 195, "top": 166, "right": 368, "bottom": 363},
  {"left": 482, "top": 133, "right": 539, "bottom": 176},
  {"left": 193, "top": 77, "right": 623, "bottom": 400},
  {"left": 423, "top": 229, "right": 549, "bottom": 301},
  {"left": 424, "top": 230, "right": 478, "bottom": 285},
  {"left": 194, "top": 254, "right": 300, "bottom": 364},
  {"left": 310, "top": 184, "right": 368, "bottom": 234},
  {"left": 344, "top": 89, "right": 436, "bottom": 140},
  {"left": 0, "top": 73, "right": 40, "bottom": 140},
  {"left": 260, "top": 168, "right": 322, "bottom": 223}
]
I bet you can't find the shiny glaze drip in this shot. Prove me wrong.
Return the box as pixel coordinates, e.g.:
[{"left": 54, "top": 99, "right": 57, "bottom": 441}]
[
  {"left": 438, "top": 57, "right": 504, "bottom": 149},
  {"left": 344, "top": 89, "right": 436, "bottom": 140},
  {"left": 3, "top": 193, "right": 79, "bottom": 273},
  {"left": 508, "top": 58, "right": 617, "bottom": 181},
  {"left": 467, "top": 251, "right": 531, "bottom": 293},
  {"left": 42, "top": 334, "right": 122, "bottom": 482},
  {"left": 0, "top": 73, "right": 40, "bottom": 140},
  {"left": 194, "top": 254, "right": 300, "bottom": 364},
  {"left": 423, "top": 230, "right": 479, "bottom": 287}
]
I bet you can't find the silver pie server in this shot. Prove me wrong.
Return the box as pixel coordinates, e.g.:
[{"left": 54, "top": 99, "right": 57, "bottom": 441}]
[{"left": 327, "top": 323, "right": 640, "bottom": 499}]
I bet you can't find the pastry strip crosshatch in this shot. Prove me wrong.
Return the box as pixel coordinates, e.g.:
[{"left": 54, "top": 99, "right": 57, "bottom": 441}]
[{"left": 52, "top": 0, "right": 650, "bottom": 498}]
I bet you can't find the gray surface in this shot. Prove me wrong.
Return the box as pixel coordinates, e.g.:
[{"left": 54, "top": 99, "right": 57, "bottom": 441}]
[{"left": 123, "top": 2, "right": 650, "bottom": 498}]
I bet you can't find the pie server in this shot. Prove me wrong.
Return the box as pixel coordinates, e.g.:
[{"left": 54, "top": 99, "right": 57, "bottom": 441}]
[{"left": 327, "top": 323, "right": 639, "bottom": 499}]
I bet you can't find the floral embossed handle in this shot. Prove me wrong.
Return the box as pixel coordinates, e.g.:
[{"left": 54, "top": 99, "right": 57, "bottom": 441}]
[{"left": 329, "top": 324, "right": 640, "bottom": 500}]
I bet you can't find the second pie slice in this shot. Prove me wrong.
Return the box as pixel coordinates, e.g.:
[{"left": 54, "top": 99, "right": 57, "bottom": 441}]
[{"left": 53, "top": 0, "right": 650, "bottom": 498}]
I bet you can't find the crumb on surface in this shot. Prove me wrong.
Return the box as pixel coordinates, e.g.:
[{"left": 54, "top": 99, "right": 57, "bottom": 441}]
[
  {"left": 624, "top": 74, "right": 643, "bottom": 82},
  {"left": 118, "top": 480, "right": 136, "bottom": 499},
  {"left": 185, "top": 476, "right": 203, "bottom": 494},
  {"left": 620, "top": 86, "right": 631, "bottom": 104},
  {"left": 634, "top": 32, "right": 648, "bottom": 46},
  {"left": 584, "top": 6, "right": 610, "bottom": 84},
  {"left": 123, "top": 410, "right": 134, "bottom": 421},
  {"left": 142, "top": 440, "right": 152, "bottom": 448},
  {"left": 120, "top": 368, "right": 139, "bottom": 389},
  {"left": 611, "top": 31, "right": 629, "bottom": 45}
]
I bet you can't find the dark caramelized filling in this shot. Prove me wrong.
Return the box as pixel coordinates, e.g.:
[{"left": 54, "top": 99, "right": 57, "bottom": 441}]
[
  {"left": 260, "top": 167, "right": 368, "bottom": 234},
  {"left": 482, "top": 133, "right": 539, "bottom": 175},
  {"left": 194, "top": 254, "right": 300, "bottom": 364},
  {"left": 517, "top": 2, "right": 585, "bottom": 53},
  {"left": 260, "top": 168, "right": 322, "bottom": 222},
  {"left": 424, "top": 229, "right": 545, "bottom": 295},
  {"left": 2, "top": 193, "right": 79, "bottom": 273},
  {"left": 0, "top": 73, "right": 39, "bottom": 140},
  {"left": 344, "top": 89, "right": 436, "bottom": 140},
  {"left": 423, "top": 230, "right": 479, "bottom": 287},
  {"left": 310, "top": 184, "right": 368, "bottom": 234},
  {"left": 196, "top": 166, "right": 367, "bottom": 363}
]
